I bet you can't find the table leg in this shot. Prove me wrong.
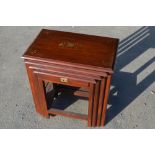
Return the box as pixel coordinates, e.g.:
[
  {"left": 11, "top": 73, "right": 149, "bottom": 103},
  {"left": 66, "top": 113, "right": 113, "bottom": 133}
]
[
  {"left": 35, "top": 74, "right": 49, "bottom": 118},
  {"left": 92, "top": 81, "right": 100, "bottom": 127},
  {"left": 88, "top": 83, "right": 95, "bottom": 127},
  {"left": 101, "top": 75, "right": 112, "bottom": 126},
  {"left": 97, "top": 78, "right": 106, "bottom": 126},
  {"left": 25, "top": 64, "right": 43, "bottom": 115}
]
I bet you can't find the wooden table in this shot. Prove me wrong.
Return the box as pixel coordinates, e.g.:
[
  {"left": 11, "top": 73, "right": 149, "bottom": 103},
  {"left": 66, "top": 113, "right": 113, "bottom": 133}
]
[{"left": 22, "top": 29, "right": 119, "bottom": 127}]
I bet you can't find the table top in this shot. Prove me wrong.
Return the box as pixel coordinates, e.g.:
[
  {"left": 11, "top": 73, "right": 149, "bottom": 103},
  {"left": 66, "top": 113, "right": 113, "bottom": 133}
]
[{"left": 23, "top": 29, "right": 119, "bottom": 69}]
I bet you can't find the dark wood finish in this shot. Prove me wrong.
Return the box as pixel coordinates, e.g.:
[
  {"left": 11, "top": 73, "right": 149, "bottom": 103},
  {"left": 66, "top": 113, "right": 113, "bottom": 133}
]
[
  {"left": 25, "top": 64, "right": 41, "bottom": 113},
  {"left": 23, "top": 29, "right": 119, "bottom": 69},
  {"left": 88, "top": 83, "right": 95, "bottom": 127},
  {"left": 36, "top": 75, "right": 49, "bottom": 118},
  {"left": 24, "top": 59, "right": 109, "bottom": 77},
  {"left": 29, "top": 66, "right": 101, "bottom": 81},
  {"left": 33, "top": 70, "right": 95, "bottom": 88},
  {"left": 101, "top": 75, "right": 112, "bottom": 126},
  {"left": 92, "top": 81, "right": 100, "bottom": 127},
  {"left": 22, "top": 29, "right": 119, "bottom": 127},
  {"left": 25, "top": 64, "right": 49, "bottom": 117},
  {"left": 97, "top": 78, "right": 106, "bottom": 126},
  {"left": 24, "top": 57, "right": 113, "bottom": 73},
  {"left": 26, "top": 61, "right": 103, "bottom": 79}
]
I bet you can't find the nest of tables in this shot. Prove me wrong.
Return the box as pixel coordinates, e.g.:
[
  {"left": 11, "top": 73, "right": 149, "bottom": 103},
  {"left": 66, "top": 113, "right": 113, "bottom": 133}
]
[{"left": 22, "top": 29, "right": 119, "bottom": 127}]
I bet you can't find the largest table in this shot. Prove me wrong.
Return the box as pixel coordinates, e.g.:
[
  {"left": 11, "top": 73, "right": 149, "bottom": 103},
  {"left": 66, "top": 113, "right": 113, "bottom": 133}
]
[{"left": 22, "top": 29, "right": 119, "bottom": 127}]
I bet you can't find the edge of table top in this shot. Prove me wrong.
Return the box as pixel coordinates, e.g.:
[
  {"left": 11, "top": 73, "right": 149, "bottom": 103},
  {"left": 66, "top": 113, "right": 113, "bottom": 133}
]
[
  {"left": 22, "top": 29, "right": 119, "bottom": 73},
  {"left": 22, "top": 55, "right": 114, "bottom": 74}
]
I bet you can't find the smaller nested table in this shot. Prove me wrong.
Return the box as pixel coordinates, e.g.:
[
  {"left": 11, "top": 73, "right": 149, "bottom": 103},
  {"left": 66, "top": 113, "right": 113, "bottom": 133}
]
[{"left": 22, "top": 29, "right": 119, "bottom": 127}]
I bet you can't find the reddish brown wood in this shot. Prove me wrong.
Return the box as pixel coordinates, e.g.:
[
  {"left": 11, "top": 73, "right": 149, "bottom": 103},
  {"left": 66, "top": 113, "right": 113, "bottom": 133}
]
[
  {"left": 88, "top": 83, "right": 95, "bottom": 127},
  {"left": 92, "top": 81, "right": 100, "bottom": 127},
  {"left": 23, "top": 29, "right": 119, "bottom": 70},
  {"left": 30, "top": 63, "right": 97, "bottom": 125},
  {"left": 25, "top": 64, "right": 49, "bottom": 117},
  {"left": 25, "top": 64, "right": 41, "bottom": 113},
  {"left": 101, "top": 75, "right": 112, "bottom": 126},
  {"left": 33, "top": 70, "right": 94, "bottom": 88},
  {"left": 36, "top": 72, "right": 92, "bottom": 122},
  {"left": 29, "top": 65, "right": 101, "bottom": 81},
  {"left": 97, "top": 78, "right": 106, "bottom": 126},
  {"left": 22, "top": 56, "right": 110, "bottom": 77},
  {"left": 36, "top": 76, "right": 49, "bottom": 118},
  {"left": 22, "top": 29, "right": 119, "bottom": 127},
  {"left": 26, "top": 61, "right": 102, "bottom": 79}
]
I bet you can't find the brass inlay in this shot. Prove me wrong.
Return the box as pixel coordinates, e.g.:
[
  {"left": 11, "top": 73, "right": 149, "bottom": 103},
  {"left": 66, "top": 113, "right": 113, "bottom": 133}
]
[
  {"left": 31, "top": 49, "right": 38, "bottom": 54},
  {"left": 30, "top": 49, "right": 42, "bottom": 57},
  {"left": 60, "top": 77, "right": 68, "bottom": 83},
  {"left": 58, "top": 40, "right": 79, "bottom": 49}
]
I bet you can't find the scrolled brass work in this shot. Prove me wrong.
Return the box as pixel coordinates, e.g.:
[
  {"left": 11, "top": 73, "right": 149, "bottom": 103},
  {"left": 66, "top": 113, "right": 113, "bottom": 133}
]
[{"left": 58, "top": 40, "right": 79, "bottom": 49}]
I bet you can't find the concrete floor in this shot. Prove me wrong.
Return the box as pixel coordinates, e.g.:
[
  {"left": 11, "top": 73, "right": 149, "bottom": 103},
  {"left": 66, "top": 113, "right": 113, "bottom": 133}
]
[{"left": 0, "top": 26, "right": 155, "bottom": 128}]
